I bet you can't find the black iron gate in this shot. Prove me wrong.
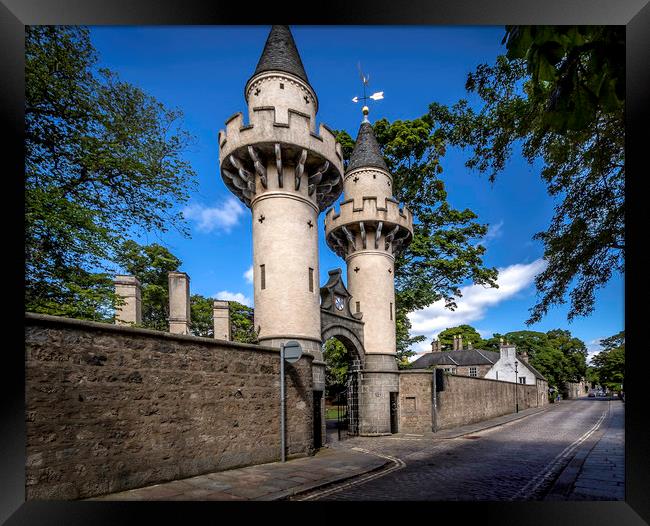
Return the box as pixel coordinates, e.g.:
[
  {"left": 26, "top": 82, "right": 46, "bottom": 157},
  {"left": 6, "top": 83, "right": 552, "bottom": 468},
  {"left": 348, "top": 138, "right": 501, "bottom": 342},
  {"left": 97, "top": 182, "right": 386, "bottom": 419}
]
[
  {"left": 313, "top": 391, "right": 323, "bottom": 448},
  {"left": 390, "top": 392, "right": 398, "bottom": 434},
  {"left": 345, "top": 358, "right": 361, "bottom": 436}
]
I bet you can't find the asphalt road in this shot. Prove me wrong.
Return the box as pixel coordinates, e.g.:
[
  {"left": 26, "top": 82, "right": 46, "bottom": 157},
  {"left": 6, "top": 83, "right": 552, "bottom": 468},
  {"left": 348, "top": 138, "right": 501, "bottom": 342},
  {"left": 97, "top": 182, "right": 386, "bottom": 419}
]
[{"left": 319, "top": 398, "right": 617, "bottom": 501}]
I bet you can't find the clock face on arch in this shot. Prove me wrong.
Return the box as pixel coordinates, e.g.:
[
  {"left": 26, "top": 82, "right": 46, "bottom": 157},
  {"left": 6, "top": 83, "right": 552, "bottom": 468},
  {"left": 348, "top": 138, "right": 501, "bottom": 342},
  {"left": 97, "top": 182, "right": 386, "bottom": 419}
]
[{"left": 335, "top": 296, "right": 345, "bottom": 311}]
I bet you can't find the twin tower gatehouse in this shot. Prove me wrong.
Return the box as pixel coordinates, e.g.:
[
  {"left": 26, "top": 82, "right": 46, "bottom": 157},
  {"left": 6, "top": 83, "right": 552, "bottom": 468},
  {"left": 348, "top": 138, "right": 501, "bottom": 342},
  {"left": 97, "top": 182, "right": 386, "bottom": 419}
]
[{"left": 218, "top": 25, "right": 413, "bottom": 437}]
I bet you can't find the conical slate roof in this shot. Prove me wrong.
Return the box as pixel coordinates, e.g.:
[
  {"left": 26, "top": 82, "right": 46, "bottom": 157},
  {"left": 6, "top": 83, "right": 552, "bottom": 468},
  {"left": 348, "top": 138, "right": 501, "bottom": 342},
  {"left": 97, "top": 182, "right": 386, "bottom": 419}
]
[
  {"left": 251, "top": 25, "right": 310, "bottom": 85},
  {"left": 347, "top": 121, "right": 389, "bottom": 173}
]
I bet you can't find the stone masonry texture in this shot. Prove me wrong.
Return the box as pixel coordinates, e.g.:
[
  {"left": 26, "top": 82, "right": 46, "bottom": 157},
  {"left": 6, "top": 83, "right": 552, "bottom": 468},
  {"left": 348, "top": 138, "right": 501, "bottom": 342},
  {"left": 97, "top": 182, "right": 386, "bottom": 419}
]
[
  {"left": 398, "top": 370, "right": 548, "bottom": 433},
  {"left": 435, "top": 374, "right": 547, "bottom": 430},
  {"left": 24, "top": 313, "right": 314, "bottom": 500}
]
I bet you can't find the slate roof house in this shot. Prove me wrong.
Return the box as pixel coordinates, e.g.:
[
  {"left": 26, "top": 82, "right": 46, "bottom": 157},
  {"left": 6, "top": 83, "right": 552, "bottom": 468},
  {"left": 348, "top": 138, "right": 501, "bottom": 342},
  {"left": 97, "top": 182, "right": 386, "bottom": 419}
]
[{"left": 411, "top": 335, "right": 547, "bottom": 386}]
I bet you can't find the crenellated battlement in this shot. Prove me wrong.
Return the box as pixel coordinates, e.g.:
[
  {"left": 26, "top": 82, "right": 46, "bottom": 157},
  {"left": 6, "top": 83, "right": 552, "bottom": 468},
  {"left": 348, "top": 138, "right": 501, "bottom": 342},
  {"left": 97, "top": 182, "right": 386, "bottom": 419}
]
[
  {"left": 325, "top": 196, "right": 413, "bottom": 228},
  {"left": 218, "top": 107, "right": 344, "bottom": 211},
  {"left": 219, "top": 107, "right": 342, "bottom": 167},
  {"left": 324, "top": 196, "right": 413, "bottom": 258}
]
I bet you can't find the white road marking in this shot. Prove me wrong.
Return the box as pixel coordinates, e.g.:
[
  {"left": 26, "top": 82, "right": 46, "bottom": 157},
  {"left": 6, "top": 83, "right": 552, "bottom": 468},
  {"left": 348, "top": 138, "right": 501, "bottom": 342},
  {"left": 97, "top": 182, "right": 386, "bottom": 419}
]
[
  {"left": 509, "top": 401, "right": 610, "bottom": 500},
  {"left": 293, "top": 447, "right": 405, "bottom": 500}
]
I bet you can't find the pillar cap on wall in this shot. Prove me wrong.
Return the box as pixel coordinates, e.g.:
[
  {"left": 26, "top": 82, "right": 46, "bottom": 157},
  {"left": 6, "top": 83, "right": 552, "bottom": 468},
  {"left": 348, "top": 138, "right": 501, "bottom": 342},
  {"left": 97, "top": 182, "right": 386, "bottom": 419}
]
[{"left": 114, "top": 275, "right": 141, "bottom": 286}]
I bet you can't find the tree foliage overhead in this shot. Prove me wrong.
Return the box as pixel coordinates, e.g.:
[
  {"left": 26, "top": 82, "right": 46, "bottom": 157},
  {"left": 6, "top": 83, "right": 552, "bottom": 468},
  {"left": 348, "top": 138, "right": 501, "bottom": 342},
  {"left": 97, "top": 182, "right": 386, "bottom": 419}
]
[
  {"left": 335, "top": 120, "right": 498, "bottom": 363},
  {"left": 25, "top": 26, "right": 196, "bottom": 318},
  {"left": 428, "top": 26, "right": 624, "bottom": 325}
]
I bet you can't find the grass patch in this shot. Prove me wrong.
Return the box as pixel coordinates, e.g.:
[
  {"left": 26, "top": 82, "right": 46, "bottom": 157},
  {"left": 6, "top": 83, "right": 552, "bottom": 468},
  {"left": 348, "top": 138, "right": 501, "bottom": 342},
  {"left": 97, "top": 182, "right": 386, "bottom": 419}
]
[{"left": 325, "top": 406, "right": 346, "bottom": 420}]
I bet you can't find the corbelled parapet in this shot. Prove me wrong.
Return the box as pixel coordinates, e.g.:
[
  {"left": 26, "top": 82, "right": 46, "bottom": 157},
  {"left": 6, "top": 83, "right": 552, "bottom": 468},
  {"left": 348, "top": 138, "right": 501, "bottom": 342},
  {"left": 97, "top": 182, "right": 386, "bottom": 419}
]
[
  {"left": 218, "top": 108, "right": 343, "bottom": 211},
  {"left": 324, "top": 196, "right": 413, "bottom": 259}
]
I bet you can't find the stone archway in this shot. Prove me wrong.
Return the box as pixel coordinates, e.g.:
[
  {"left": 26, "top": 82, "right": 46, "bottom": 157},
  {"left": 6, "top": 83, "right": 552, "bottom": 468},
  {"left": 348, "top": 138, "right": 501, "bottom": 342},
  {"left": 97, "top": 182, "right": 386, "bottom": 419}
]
[
  {"left": 319, "top": 269, "right": 365, "bottom": 442},
  {"left": 321, "top": 323, "right": 364, "bottom": 370}
]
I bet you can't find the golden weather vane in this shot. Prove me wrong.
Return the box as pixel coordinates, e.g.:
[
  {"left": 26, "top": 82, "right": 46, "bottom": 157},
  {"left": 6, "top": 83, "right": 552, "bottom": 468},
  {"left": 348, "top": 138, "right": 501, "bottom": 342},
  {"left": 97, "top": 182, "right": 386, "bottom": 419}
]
[{"left": 351, "top": 63, "right": 384, "bottom": 122}]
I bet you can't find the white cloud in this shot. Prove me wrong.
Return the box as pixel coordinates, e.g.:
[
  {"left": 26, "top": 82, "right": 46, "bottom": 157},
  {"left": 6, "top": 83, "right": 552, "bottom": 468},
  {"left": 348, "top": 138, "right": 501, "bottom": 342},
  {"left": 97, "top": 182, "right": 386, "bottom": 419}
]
[
  {"left": 407, "top": 258, "right": 547, "bottom": 354},
  {"left": 213, "top": 290, "right": 252, "bottom": 307},
  {"left": 182, "top": 197, "right": 245, "bottom": 233},
  {"left": 244, "top": 265, "right": 254, "bottom": 284},
  {"left": 484, "top": 220, "right": 504, "bottom": 242},
  {"left": 586, "top": 338, "right": 605, "bottom": 364}
]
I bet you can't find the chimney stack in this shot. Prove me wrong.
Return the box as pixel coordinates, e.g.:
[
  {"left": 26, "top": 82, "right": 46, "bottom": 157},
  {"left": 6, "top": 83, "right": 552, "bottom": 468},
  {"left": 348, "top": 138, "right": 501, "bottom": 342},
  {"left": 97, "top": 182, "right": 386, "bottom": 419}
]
[
  {"left": 431, "top": 339, "right": 441, "bottom": 352},
  {"left": 452, "top": 334, "right": 463, "bottom": 351}
]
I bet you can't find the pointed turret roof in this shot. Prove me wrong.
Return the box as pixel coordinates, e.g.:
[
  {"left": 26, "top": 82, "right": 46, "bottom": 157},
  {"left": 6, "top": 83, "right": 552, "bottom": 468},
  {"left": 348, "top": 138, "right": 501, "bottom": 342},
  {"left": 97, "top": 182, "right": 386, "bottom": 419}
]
[
  {"left": 347, "top": 121, "right": 389, "bottom": 173},
  {"left": 251, "top": 25, "right": 310, "bottom": 85}
]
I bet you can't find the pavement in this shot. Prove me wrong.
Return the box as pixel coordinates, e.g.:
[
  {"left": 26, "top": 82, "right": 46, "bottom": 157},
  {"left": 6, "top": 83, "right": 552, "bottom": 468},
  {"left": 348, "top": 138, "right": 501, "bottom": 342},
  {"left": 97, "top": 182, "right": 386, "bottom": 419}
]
[
  {"left": 90, "top": 398, "right": 623, "bottom": 501},
  {"left": 545, "top": 397, "right": 625, "bottom": 501},
  {"left": 89, "top": 446, "right": 391, "bottom": 501}
]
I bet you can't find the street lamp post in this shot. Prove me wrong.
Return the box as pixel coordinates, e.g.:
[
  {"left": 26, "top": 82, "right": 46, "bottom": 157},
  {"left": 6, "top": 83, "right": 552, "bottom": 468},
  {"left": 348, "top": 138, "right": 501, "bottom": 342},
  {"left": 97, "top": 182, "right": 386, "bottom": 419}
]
[{"left": 514, "top": 360, "right": 519, "bottom": 413}]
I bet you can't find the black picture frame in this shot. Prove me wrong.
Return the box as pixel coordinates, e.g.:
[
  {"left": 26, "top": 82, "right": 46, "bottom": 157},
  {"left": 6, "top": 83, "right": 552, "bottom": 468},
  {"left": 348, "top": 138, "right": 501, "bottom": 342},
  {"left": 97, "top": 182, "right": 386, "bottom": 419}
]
[{"left": 3, "top": 1, "right": 648, "bottom": 524}]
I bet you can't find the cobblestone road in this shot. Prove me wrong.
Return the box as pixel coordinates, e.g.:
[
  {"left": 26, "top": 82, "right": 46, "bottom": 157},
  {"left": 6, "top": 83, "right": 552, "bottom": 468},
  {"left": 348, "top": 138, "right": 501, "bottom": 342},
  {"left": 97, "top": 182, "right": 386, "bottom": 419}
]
[{"left": 319, "top": 398, "right": 618, "bottom": 501}]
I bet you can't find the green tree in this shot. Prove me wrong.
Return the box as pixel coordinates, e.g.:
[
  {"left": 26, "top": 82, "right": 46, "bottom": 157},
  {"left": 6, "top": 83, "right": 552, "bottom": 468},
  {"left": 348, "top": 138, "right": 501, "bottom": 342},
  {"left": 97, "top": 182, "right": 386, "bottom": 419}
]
[
  {"left": 335, "top": 120, "right": 498, "bottom": 365},
  {"left": 481, "top": 333, "right": 505, "bottom": 353},
  {"left": 322, "top": 338, "right": 349, "bottom": 398},
  {"left": 115, "top": 241, "right": 181, "bottom": 330},
  {"left": 498, "top": 328, "right": 587, "bottom": 392},
  {"left": 429, "top": 26, "right": 624, "bottom": 325},
  {"left": 229, "top": 301, "right": 257, "bottom": 344},
  {"left": 189, "top": 294, "right": 257, "bottom": 344},
  {"left": 436, "top": 325, "right": 484, "bottom": 350},
  {"left": 546, "top": 328, "right": 588, "bottom": 382},
  {"left": 25, "top": 26, "right": 196, "bottom": 319},
  {"left": 189, "top": 294, "right": 214, "bottom": 337},
  {"left": 591, "top": 330, "right": 625, "bottom": 390}
]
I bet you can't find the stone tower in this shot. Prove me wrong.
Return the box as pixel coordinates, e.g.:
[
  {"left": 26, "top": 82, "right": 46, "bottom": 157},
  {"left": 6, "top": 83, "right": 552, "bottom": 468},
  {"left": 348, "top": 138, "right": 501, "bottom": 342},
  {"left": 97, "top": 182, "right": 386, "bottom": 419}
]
[
  {"left": 325, "top": 107, "right": 413, "bottom": 435},
  {"left": 218, "top": 26, "right": 344, "bottom": 391}
]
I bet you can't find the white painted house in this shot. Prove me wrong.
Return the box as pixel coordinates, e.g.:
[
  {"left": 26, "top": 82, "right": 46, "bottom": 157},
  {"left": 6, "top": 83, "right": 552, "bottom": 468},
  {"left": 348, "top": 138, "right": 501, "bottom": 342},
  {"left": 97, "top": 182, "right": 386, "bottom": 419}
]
[{"left": 483, "top": 343, "right": 544, "bottom": 385}]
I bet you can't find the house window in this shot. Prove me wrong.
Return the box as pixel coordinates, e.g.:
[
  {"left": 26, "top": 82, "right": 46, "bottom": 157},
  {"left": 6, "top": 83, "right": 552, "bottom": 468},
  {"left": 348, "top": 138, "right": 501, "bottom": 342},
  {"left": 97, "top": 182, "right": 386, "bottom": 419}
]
[
  {"left": 308, "top": 267, "right": 314, "bottom": 292},
  {"left": 390, "top": 302, "right": 393, "bottom": 320},
  {"left": 519, "top": 377, "right": 526, "bottom": 384},
  {"left": 260, "top": 264, "right": 266, "bottom": 290},
  {"left": 469, "top": 367, "right": 478, "bottom": 377}
]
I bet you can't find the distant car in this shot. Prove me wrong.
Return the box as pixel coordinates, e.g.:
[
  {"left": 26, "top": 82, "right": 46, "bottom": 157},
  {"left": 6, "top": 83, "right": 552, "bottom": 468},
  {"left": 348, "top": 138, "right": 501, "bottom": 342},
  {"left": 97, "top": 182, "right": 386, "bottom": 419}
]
[{"left": 588, "top": 392, "right": 595, "bottom": 397}]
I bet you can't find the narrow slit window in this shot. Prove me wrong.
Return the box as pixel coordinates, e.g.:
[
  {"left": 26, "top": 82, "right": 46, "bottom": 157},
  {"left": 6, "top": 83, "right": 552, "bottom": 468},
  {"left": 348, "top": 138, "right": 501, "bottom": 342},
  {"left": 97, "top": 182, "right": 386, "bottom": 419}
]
[
  {"left": 279, "top": 83, "right": 285, "bottom": 89},
  {"left": 356, "top": 301, "right": 360, "bottom": 313},
  {"left": 260, "top": 264, "right": 266, "bottom": 290},
  {"left": 390, "top": 302, "right": 393, "bottom": 320},
  {"left": 309, "top": 267, "right": 314, "bottom": 292}
]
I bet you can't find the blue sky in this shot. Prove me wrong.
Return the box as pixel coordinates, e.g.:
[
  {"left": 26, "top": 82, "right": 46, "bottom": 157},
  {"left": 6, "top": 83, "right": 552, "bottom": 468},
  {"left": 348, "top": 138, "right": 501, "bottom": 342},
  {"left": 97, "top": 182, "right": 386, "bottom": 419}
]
[{"left": 88, "top": 25, "right": 624, "bottom": 361}]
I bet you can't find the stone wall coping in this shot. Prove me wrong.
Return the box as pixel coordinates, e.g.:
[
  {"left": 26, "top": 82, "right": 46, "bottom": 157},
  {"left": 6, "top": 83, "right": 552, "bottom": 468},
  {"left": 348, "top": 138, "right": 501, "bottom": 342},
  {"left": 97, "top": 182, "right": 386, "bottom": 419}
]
[
  {"left": 399, "top": 370, "right": 434, "bottom": 375},
  {"left": 24, "top": 312, "right": 312, "bottom": 358},
  {"left": 441, "top": 371, "right": 544, "bottom": 387}
]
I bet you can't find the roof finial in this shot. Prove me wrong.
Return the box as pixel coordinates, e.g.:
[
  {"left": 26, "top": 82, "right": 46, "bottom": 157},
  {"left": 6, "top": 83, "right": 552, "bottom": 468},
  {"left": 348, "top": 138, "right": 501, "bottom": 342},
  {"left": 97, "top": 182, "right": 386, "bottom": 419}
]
[{"left": 362, "top": 105, "right": 370, "bottom": 123}]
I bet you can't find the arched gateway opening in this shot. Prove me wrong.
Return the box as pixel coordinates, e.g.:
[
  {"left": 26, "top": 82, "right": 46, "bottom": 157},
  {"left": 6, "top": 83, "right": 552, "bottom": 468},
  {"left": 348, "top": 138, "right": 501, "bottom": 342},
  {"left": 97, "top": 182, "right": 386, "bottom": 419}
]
[{"left": 319, "top": 269, "right": 365, "bottom": 448}]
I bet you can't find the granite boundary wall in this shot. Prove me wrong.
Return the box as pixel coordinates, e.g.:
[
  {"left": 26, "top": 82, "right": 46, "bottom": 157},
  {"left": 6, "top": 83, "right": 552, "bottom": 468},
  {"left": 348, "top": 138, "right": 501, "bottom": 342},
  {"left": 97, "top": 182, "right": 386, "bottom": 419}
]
[
  {"left": 25, "top": 313, "right": 314, "bottom": 500},
  {"left": 398, "top": 370, "right": 548, "bottom": 434}
]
